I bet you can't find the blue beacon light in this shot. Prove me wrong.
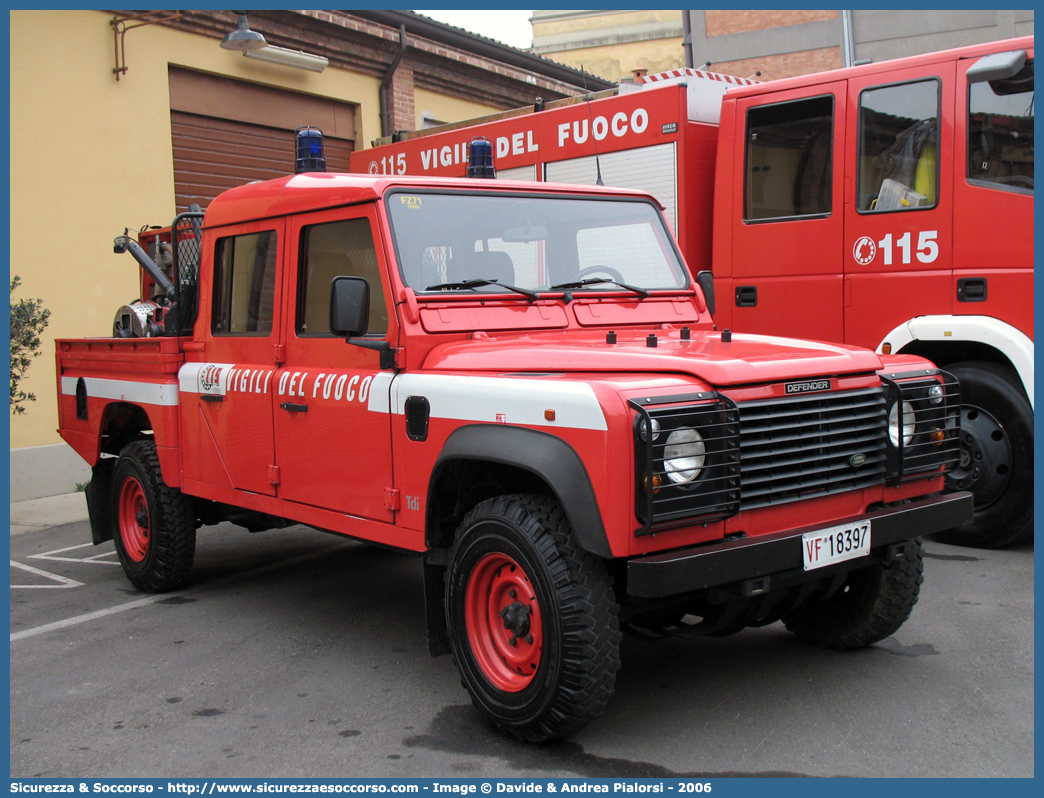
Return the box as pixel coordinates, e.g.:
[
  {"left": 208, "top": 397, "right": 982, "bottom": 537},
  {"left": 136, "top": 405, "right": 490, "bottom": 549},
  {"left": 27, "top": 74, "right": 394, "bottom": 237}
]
[
  {"left": 466, "top": 137, "right": 496, "bottom": 178},
  {"left": 295, "top": 126, "right": 327, "bottom": 173}
]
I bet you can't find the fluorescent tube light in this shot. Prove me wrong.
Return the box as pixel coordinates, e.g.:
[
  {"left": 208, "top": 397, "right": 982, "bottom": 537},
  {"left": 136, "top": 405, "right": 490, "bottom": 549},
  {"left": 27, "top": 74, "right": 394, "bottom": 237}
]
[{"left": 244, "top": 45, "right": 329, "bottom": 72}]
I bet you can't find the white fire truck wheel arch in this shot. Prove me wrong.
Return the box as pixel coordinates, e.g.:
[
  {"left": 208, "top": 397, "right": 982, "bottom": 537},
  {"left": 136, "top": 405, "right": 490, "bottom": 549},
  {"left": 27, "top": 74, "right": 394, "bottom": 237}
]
[{"left": 878, "top": 315, "right": 1034, "bottom": 410}]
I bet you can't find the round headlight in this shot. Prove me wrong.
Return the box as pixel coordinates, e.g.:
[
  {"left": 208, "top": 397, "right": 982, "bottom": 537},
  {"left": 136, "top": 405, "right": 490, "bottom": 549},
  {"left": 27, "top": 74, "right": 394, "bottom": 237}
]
[
  {"left": 927, "top": 384, "right": 944, "bottom": 405},
  {"left": 888, "top": 401, "right": 916, "bottom": 447},
  {"left": 664, "top": 428, "right": 706, "bottom": 484}
]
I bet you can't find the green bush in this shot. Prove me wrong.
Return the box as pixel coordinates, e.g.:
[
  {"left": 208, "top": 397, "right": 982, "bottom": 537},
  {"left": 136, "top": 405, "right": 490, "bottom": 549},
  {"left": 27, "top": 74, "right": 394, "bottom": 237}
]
[{"left": 10, "top": 275, "right": 51, "bottom": 414}]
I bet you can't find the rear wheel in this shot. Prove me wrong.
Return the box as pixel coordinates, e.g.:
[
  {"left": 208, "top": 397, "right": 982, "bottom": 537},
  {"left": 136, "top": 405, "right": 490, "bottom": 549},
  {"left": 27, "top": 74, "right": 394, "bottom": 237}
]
[
  {"left": 111, "top": 439, "right": 195, "bottom": 592},
  {"left": 782, "top": 540, "right": 924, "bottom": 649},
  {"left": 935, "top": 361, "right": 1033, "bottom": 548},
  {"left": 445, "top": 495, "right": 620, "bottom": 741}
]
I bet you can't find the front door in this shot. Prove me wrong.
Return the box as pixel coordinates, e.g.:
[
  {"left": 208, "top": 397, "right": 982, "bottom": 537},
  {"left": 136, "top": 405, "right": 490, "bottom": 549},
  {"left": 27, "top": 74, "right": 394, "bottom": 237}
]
[
  {"left": 843, "top": 62, "right": 956, "bottom": 350},
  {"left": 273, "top": 206, "right": 397, "bottom": 521}
]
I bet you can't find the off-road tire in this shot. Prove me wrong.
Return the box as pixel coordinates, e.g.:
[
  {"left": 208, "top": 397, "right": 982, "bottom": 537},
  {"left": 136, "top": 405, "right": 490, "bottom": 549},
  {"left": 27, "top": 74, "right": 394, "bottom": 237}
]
[
  {"left": 934, "top": 361, "right": 1033, "bottom": 548},
  {"left": 111, "top": 439, "right": 195, "bottom": 592},
  {"left": 782, "top": 539, "right": 924, "bottom": 649},
  {"left": 445, "top": 494, "right": 621, "bottom": 742}
]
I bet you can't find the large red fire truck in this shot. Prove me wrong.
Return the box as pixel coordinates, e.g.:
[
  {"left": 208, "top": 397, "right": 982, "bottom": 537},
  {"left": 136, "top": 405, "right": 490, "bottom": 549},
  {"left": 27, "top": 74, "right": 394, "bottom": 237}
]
[
  {"left": 58, "top": 133, "right": 972, "bottom": 741},
  {"left": 352, "top": 36, "right": 1034, "bottom": 549}
]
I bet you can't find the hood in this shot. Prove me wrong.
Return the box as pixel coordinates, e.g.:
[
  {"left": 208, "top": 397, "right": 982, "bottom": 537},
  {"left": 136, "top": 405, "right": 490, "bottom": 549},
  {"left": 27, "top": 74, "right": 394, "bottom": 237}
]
[{"left": 423, "top": 329, "right": 884, "bottom": 387}]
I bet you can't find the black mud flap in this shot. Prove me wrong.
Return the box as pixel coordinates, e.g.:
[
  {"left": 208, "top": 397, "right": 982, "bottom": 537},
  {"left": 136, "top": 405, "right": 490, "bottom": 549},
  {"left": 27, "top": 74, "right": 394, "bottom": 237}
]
[
  {"left": 423, "top": 555, "right": 451, "bottom": 657},
  {"left": 85, "top": 459, "right": 115, "bottom": 545}
]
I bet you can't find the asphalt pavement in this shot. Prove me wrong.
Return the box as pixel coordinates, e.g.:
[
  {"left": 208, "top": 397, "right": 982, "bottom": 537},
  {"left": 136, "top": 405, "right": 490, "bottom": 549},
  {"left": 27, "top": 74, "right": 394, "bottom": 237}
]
[{"left": 9, "top": 493, "right": 1034, "bottom": 778}]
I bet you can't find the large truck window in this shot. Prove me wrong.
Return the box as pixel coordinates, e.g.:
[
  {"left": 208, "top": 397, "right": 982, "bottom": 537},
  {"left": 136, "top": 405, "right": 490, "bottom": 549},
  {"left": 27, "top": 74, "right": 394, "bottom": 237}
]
[
  {"left": 967, "top": 60, "right": 1034, "bottom": 193},
  {"left": 212, "top": 231, "right": 277, "bottom": 335},
  {"left": 297, "top": 219, "right": 386, "bottom": 335},
  {"left": 858, "top": 80, "right": 940, "bottom": 212},
  {"left": 744, "top": 96, "right": 833, "bottom": 221}
]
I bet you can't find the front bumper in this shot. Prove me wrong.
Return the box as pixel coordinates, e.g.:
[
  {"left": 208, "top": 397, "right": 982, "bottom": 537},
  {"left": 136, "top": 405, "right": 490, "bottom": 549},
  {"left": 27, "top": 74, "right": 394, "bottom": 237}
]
[{"left": 626, "top": 491, "right": 974, "bottom": 598}]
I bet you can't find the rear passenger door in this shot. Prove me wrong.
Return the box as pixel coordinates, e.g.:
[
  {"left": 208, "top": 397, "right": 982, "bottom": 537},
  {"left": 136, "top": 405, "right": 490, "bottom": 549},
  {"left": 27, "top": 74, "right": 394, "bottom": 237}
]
[
  {"left": 727, "top": 83, "right": 846, "bottom": 342},
  {"left": 843, "top": 63, "right": 956, "bottom": 350},
  {"left": 194, "top": 221, "right": 285, "bottom": 496},
  {"left": 273, "top": 206, "right": 398, "bottom": 521}
]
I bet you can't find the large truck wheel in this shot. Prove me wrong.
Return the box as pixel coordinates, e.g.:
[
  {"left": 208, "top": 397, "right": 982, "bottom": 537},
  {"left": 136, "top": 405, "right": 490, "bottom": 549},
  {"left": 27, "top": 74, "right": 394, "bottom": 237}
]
[
  {"left": 934, "top": 361, "right": 1033, "bottom": 549},
  {"left": 111, "top": 439, "right": 196, "bottom": 593},
  {"left": 444, "top": 494, "right": 621, "bottom": 741},
  {"left": 782, "top": 540, "right": 924, "bottom": 649}
]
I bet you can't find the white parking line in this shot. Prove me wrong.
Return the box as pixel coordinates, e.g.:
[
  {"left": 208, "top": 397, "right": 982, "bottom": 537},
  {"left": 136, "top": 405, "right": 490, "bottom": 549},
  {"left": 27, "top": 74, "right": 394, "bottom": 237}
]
[
  {"left": 28, "top": 542, "right": 121, "bottom": 565},
  {"left": 10, "top": 560, "right": 85, "bottom": 590},
  {"left": 10, "top": 540, "right": 353, "bottom": 642}
]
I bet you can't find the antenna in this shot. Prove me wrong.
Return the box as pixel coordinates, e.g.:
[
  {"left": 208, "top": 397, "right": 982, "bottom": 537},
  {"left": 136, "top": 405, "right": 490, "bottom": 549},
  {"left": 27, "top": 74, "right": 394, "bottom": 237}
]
[{"left": 580, "top": 66, "right": 604, "bottom": 186}]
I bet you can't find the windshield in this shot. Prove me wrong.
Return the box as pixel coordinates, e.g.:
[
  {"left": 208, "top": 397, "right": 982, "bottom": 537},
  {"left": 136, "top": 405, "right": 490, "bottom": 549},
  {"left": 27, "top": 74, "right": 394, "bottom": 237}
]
[{"left": 386, "top": 191, "right": 689, "bottom": 295}]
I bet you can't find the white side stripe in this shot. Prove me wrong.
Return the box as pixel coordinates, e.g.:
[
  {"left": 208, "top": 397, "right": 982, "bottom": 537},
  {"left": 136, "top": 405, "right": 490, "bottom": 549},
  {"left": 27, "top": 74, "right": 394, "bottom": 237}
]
[
  {"left": 61, "top": 376, "right": 179, "bottom": 407},
  {"left": 390, "top": 374, "right": 607, "bottom": 431}
]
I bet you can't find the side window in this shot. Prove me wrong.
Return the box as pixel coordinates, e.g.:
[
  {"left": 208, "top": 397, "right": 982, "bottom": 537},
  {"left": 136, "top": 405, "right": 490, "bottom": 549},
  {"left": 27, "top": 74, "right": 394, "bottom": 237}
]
[
  {"left": 212, "top": 231, "right": 277, "bottom": 335},
  {"left": 745, "top": 95, "right": 834, "bottom": 221},
  {"left": 298, "top": 218, "right": 387, "bottom": 336},
  {"left": 858, "top": 80, "right": 940, "bottom": 212},
  {"left": 968, "top": 60, "right": 1033, "bottom": 193}
]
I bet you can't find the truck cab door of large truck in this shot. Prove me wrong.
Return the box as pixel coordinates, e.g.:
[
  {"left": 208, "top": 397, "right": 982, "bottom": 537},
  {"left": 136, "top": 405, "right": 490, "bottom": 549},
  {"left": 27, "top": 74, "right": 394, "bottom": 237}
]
[
  {"left": 843, "top": 61, "right": 956, "bottom": 349},
  {"left": 273, "top": 206, "right": 397, "bottom": 522},
  {"left": 724, "top": 81, "right": 847, "bottom": 342},
  {"left": 952, "top": 45, "right": 1034, "bottom": 339}
]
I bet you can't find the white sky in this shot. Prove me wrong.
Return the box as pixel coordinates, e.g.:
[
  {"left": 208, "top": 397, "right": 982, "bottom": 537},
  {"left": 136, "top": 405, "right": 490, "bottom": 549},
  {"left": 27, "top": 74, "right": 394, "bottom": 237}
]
[{"left": 414, "top": 10, "right": 534, "bottom": 50}]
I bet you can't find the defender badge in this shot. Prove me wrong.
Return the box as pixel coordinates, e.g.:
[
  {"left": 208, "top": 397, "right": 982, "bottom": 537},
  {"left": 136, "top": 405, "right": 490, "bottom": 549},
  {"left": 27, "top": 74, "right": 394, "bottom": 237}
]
[{"left": 785, "top": 379, "right": 831, "bottom": 395}]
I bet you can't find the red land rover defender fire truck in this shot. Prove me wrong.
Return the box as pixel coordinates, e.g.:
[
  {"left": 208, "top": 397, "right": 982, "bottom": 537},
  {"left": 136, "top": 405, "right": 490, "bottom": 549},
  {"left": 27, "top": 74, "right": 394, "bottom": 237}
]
[
  {"left": 57, "top": 134, "right": 972, "bottom": 741},
  {"left": 352, "top": 36, "right": 1034, "bottom": 550}
]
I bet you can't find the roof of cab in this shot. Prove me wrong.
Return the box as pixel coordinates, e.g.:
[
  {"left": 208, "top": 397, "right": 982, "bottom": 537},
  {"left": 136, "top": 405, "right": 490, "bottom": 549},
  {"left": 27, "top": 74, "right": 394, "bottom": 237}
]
[{"left": 203, "top": 172, "right": 659, "bottom": 229}]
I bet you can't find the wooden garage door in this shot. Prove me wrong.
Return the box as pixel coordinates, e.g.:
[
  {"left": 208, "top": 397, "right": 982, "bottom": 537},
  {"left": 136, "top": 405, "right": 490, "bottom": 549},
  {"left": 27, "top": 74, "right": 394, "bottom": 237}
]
[{"left": 169, "top": 68, "right": 356, "bottom": 212}]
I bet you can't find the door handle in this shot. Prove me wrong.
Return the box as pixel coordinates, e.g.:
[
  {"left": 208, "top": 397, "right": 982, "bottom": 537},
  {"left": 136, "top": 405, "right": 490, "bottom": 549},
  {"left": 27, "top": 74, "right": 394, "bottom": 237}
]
[
  {"left": 957, "top": 277, "right": 987, "bottom": 302},
  {"left": 735, "top": 285, "right": 758, "bottom": 307},
  {"left": 280, "top": 402, "right": 308, "bottom": 413},
  {"left": 201, "top": 394, "right": 224, "bottom": 403}
]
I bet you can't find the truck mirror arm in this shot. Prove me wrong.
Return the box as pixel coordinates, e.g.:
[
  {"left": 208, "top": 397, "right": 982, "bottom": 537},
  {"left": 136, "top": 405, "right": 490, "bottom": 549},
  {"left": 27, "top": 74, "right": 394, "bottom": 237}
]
[{"left": 346, "top": 337, "right": 398, "bottom": 370}]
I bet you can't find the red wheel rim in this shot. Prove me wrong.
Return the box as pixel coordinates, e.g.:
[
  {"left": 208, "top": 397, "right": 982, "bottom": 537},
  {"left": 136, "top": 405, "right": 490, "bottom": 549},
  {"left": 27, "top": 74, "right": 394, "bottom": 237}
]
[
  {"left": 464, "top": 552, "right": 544, "bottom": 692},
  {"left": 117, "top": 477, "right": 150, "bottom": 563}
]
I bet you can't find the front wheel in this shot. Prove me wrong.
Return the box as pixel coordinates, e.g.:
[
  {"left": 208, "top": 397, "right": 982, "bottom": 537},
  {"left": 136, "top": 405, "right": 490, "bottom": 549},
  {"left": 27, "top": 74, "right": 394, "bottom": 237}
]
[
  {"left": 934, "top": 361, "right": 1033, "bottom": 548},
  {"left": 445, "top": 495, "right": 620, "bottom": 741},
  {"left": 782, "top": 539, "right": 924, "bottom": 649},
  {"left": 111, "top": 439, "right": 196, "bottom": 592}
]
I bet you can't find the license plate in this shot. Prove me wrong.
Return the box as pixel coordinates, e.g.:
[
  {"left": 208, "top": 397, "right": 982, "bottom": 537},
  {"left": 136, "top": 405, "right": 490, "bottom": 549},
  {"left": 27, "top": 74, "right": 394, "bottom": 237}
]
[{"left": 802, "top": 520, "right": 871, "bottom": 571}]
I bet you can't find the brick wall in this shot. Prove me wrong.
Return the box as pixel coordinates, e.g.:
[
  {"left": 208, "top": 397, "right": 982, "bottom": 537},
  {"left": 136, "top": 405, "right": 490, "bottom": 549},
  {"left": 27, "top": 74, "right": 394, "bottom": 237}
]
[
  {"left": 711, "top": 47, "right": 843, "bottom": 82},
  {"left": 705, "top": 10, "right": 837, "bottom": 37}
]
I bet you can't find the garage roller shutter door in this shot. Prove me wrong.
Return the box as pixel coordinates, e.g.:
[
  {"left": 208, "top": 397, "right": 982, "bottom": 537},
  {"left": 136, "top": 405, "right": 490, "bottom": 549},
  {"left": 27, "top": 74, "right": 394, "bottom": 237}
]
[{"left": 171, "top": 113, "right": 352, "bottom": 211}]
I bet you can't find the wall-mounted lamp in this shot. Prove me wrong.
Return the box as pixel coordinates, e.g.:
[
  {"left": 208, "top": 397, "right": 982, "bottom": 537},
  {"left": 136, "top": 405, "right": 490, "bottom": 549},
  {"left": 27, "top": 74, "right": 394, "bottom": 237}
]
[
  {"left": 221, "top": 13, "right": 267, "bottom": 51},
  {"left": 244, "top": 45, "right": 329, "bottom": 72}
]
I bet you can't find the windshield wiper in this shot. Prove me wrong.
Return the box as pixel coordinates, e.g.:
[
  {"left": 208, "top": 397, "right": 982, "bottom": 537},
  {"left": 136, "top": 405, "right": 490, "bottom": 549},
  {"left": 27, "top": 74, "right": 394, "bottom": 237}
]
[
  {"left": 549, "top": 277, "right": 651, "bottom": 299},
  {"left": 425, "top": 278, "right": 539, "bottom": 302}
]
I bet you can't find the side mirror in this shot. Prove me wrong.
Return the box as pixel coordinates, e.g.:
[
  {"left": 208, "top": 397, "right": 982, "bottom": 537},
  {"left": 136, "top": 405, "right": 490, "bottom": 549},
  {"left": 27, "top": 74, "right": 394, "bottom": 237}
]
[
  {"left": 696, "top": 270, "right": 716, "bottom": 317},
  {"left": 967, "top": 50, "right": 1027, "bottom": 84},
  {"left": 330, "top": 276, "right": 370, "bottom": 337}
]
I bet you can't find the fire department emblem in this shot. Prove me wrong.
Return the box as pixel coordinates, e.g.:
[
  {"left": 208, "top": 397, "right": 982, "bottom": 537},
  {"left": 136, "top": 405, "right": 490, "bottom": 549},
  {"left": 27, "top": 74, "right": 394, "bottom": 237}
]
[
  {"left": 853, "top": 236, "right": 877, "bottom": 265},
  {"left": 200, "top": 364, "right": 224, "bottom": 392}
]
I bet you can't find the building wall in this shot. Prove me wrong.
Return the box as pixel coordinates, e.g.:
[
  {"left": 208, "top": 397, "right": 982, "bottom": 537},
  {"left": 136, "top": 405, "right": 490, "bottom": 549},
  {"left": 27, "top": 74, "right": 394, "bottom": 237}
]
[
  {"left": 532, "top": 10, "right": 684, "bottom": 82},
  {"left": 534, "top": 9, "right": 1033, "bottom": 83}
]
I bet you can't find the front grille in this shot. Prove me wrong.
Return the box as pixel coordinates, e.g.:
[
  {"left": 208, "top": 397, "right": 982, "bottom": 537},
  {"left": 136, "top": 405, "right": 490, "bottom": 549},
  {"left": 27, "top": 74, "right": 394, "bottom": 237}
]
[
  {"left": 735, "top": 388, "right": 889, "bottom": 511},
  {"left": 632, "top": 377, "right": 960, "bottom": 534}
]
